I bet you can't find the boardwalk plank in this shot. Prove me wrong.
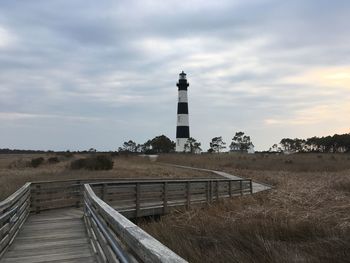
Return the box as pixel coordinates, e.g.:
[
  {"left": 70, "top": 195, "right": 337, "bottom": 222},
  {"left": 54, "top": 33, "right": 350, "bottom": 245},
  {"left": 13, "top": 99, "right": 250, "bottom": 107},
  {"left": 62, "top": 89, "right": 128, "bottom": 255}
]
[{"left": 1, "top": 208, "right": 96, "bottom": 263}]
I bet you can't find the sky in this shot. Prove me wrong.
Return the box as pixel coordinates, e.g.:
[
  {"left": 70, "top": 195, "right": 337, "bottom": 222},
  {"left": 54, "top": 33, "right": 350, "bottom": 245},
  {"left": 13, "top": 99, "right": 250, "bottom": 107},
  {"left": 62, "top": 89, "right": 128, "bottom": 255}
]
[{"left": 0, "top": 0, "right": 349, "bottom": 151}]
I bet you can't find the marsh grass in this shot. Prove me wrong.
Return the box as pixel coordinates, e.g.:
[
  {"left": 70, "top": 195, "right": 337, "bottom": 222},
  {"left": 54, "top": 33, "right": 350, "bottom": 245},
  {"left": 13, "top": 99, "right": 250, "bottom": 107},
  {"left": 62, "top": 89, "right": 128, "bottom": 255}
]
[
  {"left": 1, "top": 153, "right": 349, "bottom": 262},
  {"left": 0, "top": 154, "right": 215, "bottom": 200},
  {"left": 158, "top": 153, "right": 350, "bottom": 173},
  {"left": 140, "top": 154, "right": 350, "bottom": 263}
]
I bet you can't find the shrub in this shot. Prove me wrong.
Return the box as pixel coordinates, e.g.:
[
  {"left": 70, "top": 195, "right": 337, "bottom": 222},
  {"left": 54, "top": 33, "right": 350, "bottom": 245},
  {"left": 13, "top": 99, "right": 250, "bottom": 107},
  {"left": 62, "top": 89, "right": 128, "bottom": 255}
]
[
  {"left": 330, "top": 155, "right": 337, "bottom": 161},
  {"left": 48, "top": 157, "right": 60, "bottom": 164},
  {"left": 70, "top": 159, "right": 85, "bottom": 170},
  {"left": 57, "top": 151, "right": 74, "bottom": 159},
  {"left": 110, "top": 152, "right": 119, "bottom": 157},
  {"left": 70, "top": 155, "right": 113, "bottom": 170},
  {"left": 30, "top": 157, "right": 45, "bottom": 168},
  {"left": 8, "top": 158, "right": 28, "bottom": 169}
]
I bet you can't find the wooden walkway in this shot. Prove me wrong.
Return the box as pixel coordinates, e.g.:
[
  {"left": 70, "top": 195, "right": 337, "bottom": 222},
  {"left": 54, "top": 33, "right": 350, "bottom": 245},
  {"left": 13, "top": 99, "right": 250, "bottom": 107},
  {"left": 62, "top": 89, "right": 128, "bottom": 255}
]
[
  {"left": 161, "top": 164, "right": 272, "bottom": 193},
  {"left": 1, "top": 176, "right": 259, "bottom": 263},
  {"left": 1, "top": 208, "right": 96, "bottom": 263}
]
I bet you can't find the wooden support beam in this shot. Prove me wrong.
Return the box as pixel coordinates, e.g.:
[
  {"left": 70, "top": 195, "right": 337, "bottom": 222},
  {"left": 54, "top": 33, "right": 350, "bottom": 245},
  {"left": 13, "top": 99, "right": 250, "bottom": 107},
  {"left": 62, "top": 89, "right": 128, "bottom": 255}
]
[
  {"left": 216, "top": 181, "right": 219, "bottom": 200},
  {"left": 229, "top": 181, "right": 232, "bottom": 197},
  {"left": 35, "top": 184, "right": 40, "bottom": 214},
  {"left": 102, "top": 183, "right": 108, "bottom": 201},
  {"left": 136, "top": 183, "right": 140, "bottom": 218},
  {"left": 163, "top": 182, "right": 168, "bottom": 214},
  {"left": 186, "top": 182, "right": 191, "bottom": 209},
  {"left": 206, "top": 181, "right": 210, "bottom": 204}
]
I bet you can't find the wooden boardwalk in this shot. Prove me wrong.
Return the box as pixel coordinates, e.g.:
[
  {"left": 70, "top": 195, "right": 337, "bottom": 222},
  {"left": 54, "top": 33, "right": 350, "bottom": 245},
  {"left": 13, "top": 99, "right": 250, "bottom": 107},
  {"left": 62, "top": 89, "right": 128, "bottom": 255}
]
[
  {"left": 1, "top": 176, "right": 259, "bottom": 263},
  {"left": 161, "top": 164, "right": 272, "bottom": 193},
  {"left": 1, "top": 208, "right": 96, "bottom": 263}
]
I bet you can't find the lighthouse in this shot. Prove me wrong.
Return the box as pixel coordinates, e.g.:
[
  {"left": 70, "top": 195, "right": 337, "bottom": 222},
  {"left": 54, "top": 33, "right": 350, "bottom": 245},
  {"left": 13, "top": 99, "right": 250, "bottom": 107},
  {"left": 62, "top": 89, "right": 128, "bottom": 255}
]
[{"left": 176, "top": 71, "right": 190, "bottom": 152}]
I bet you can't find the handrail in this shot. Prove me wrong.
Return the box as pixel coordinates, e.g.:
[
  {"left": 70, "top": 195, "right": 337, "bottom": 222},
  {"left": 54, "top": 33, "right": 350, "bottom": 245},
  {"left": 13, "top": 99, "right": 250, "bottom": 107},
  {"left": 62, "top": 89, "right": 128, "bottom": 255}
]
[
  {"left": 0, "top": 174, "right": 255, "bottom": 262},
  {"left": 0, "top": 182, "right": 31, "bottom": 259},
  {"left": 89, "top": 178, "right": 246, "bottom": 184},
  {"left": 31, "top": 177, "right": 225, "bottom": 184},
  {"left": 29, "top": 178, "right": 252, "bottom": 213},
  {"left": 0, "top": 183, "right": 30, "bottom": 212},
  {"left": 84, "top": 184, "right": 187, "bottom": 263},
  {"left": 90, "top": 178, "right": 252, "bottom": 218},
  {"left": 85, "top": 198, "right": 131, "bottom": 263}
]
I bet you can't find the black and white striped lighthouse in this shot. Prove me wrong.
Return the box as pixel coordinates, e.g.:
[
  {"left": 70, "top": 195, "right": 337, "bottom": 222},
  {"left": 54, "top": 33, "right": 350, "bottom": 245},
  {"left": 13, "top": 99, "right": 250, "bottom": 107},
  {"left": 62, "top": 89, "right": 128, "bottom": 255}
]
[{"left": 176, "top": 71, "right": 190, "bottom": 152}]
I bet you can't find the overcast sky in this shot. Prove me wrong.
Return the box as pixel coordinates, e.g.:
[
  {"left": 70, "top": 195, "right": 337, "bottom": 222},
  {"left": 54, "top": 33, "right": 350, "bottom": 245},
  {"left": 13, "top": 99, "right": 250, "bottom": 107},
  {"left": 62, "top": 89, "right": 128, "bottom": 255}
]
[{"left": 0, "top": 0, "right": 349, "bottom": 151}]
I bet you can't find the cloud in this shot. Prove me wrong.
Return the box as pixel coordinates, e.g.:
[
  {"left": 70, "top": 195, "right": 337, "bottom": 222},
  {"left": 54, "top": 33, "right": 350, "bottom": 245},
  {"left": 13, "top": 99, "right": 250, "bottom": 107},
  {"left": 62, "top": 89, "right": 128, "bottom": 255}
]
[
  {"left": 0, "top": 112, "right": 102, "bottom": 122},
  {"left": 283, "top": 67, "right": 350, "bottom": 90},
  {"left": 0, "top": 26, "right": 15, "bottom": 48},
  {"left": 0, "top": 0, "right": 349, "bottom": 150}
]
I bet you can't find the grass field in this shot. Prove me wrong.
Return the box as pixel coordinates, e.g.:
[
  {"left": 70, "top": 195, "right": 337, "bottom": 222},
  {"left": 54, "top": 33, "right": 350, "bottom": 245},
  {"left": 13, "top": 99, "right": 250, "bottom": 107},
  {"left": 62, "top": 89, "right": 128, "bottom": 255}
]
[
  {"left": 1, "top": 153, "right": 349, "bottom": 262},
  {"left": 0, "top": 154, "right": 215, "bottom": 201},
  {"left": 140, "top": 153, "right": 350, "bottom": 263}
]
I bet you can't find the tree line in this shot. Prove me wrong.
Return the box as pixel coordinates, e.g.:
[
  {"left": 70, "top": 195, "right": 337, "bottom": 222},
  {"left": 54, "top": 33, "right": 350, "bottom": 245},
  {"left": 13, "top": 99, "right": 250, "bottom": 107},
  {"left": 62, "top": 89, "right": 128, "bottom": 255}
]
[
  {"left": 270, "top": 133, "right": 350, "bottom": 153},
  {"left": 3, "top": 132, "right": 348, "bottom": 154},
  {"left": 118, "top": 131, "right": 254, "bottom": 154},
  {"left": 0, "top": 131, "right": 256, "bottom": 154},
  {"left": 118, "top": 135, "right": 175, "bottom": 154}
]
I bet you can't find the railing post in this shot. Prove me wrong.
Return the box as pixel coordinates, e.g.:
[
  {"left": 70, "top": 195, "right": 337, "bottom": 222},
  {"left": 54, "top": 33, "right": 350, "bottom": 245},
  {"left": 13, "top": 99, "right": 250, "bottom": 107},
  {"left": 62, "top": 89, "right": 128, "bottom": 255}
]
[
  {"left": 136, "top": 183, "right": 140, "bottom": 218},
  {"left": 76, "top": 180, "right": 81, "bottom": 208},
  {"left": 240, "top": 180, "right": 243, "bottom": 196},
  {"left": 102, "top": 183, "right": 107, "bottom": 201},
  {"left": 163, "top": 182, "right": 168, "bottom": 214},
  {"left": 250, "top": 180, "right": 253, "bottom": 194},
  {"left": 35, "top": 184, "right": 40, "bottom": 214},
  {"left": 216, "top": 181, "right": 219, "bottom": 200},
  {"left": 186, "top": 182, "right": 191, "bottom": 209},
  {"left": 229, "top": 181, "right": 232, "bottom": 197},
  {"left": 210, "top": 181, "right": 213, "bottom": 202},
  {"left": 206, "top": 181, "right": 210, "bottom": 204}
]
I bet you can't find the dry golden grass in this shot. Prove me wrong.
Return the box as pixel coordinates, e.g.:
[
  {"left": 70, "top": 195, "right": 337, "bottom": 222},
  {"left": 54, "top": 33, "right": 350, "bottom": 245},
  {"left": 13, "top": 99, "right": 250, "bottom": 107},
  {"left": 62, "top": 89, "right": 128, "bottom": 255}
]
[
  {"left": 0, "top": 154, "right": 216, "bottom": 201},
  {"left": 2, "top": 153, "right": 349, "bottom": 262},
  {"left": 140, "top": 153, "right": 350, "bottom": 263},
  {"left": 158, "top": 152, "right": 350, "bottom": 173}
]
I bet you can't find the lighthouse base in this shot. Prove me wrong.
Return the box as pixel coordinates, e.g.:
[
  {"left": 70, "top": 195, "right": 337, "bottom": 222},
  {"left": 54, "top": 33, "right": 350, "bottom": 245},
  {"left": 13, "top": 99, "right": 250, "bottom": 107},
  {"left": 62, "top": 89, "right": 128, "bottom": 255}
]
[{"left": 176, "top": 138, "right": 188, "bottom": 152}]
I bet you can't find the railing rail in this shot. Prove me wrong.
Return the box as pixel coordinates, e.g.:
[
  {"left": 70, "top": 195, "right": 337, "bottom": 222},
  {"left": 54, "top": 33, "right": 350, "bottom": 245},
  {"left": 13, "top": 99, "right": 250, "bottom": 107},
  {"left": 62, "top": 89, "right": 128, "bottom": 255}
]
[
  {"left": 0, "top": 182, "right": 31, "bottom": 259},
  {"left": 83, "top": 178, "right": 251, "bottom": 262},
  {"left": 90, "top": 178, "right": 252, "bottom": 218},
  {"left": 0, "top": 177, "right": 253, "bottom": 262},
  {"left": 30, "top": 177, "right": 252, "bottom": 214},
  {"left": 84, "top": 184, "right": 187, "bottom": 263}
]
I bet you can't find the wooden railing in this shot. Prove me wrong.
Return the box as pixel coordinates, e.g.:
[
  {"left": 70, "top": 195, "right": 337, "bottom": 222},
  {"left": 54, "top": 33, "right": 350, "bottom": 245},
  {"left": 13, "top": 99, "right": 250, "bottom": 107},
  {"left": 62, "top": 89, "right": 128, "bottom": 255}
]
[
  {"left": 30, "top": 178, "right": 252, "bottom": 214},
  {"left": 30, "top": 178, "right": 137, "bottom": 212},
  {"left": 84, "top": 184, "right": 187, "bottom": 263},
  {"left": 91, "top": 179, "right": 252, "bottom": 218},
  {"left": 0, "top": 177, "right": 252, "bottom": 262},
  {"left": 0, "top": 183, "right": 31, "bottom": 258}
]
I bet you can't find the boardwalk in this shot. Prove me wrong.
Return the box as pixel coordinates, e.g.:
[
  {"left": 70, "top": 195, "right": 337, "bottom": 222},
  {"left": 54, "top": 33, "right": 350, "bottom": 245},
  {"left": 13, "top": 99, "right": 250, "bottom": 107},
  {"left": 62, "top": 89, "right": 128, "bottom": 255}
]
[
  {"left": 1, "top": 174, "right": 266, "bottom": 263},
  {"left": 160, "top": 163, "right": 272, "bottom": 193},
  {"left": 1, "top": 208, "right": 96, "bottom": 263}
]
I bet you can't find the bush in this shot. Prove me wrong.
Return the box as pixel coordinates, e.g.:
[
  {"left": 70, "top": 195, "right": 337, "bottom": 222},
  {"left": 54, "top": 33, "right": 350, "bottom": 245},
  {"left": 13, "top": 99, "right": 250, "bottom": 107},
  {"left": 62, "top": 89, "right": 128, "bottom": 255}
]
[
  {"left": 48, "top": 157, "right": 60, "bottom": 164},
  {"left": 63, "top": 152, "right": 74, "bottom": 158},
  {"left": 70, "top": 155, "right": 113, "bottom": 170},
  {"left": 110, "top": 152, "right": 119, "bottom": 157},
  {"left": 31, "top": 157, "right": 45, "bottom": 168},
  {"left": 8, "top": 158, "right": 28, "bottom": 169}
]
